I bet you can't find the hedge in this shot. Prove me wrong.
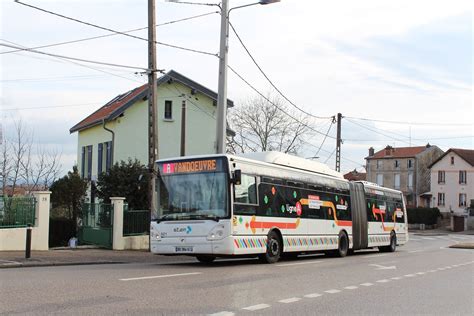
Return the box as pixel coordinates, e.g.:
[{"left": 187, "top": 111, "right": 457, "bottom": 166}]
[{"left": 407, "top": 207, "right": 441, "bottom": 225}]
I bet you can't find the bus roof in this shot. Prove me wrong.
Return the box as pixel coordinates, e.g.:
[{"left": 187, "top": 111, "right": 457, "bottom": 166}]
[{"left": 237, "top": 151, "right": 344, "bottom": 179}]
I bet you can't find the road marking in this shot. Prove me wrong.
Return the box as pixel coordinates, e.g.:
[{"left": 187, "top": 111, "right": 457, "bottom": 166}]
[
  {"left": 391, "top": 277, "right": 402, "bottom": 280},
  {"left": 363, "top": 254, "right": 388, "bottom": 259},
  {"left": 369, "top": 263, "right": 396, "bottom": 270},
  {"left": 408, "top": 250, "right": 424, "bottom": 253},
  {"left": 344, "top": 286, "right": 358, "bottom": 290},
  {"left": 276, "top": 260, "right": 322, "bottom": 267},
  {"left": 421, "top": 237, "right": 435, "bottom": 240},
  {"left": 404, "top": 274, "right": 416, "bottom": 277},
  {"left": 416, "top": 272, "right": 425, "bottom": 275},
  {"left": 208, "top": 312, "right": 235, "bottom": 316},
  {"left": 279, "top": 297, "right": 301, "bottom": 304},
  {"left": 438, "top": 268, "right": 445, "bottom": 270},
  {"left": 360, "top": 283, "right": 374, "bottom": 287},
  {"left": 376, "top": 279, "right": 390, "bottom": 283},
  {"left": 242, "top": 304, "right": 270, "bottom": 311},
  {"left": 119, "top": 272, "right": 202, "bottom": 281},
  {"left": 428, "top": 270, "right": 437, "bottom": 273},
  {"left": 325, "top": 289, "right": 341, "bottom": 294},
  {"left": 304, "top": 293, "right": 322, "bottom": 298},
  {"left": 409, "top": 238, "right": 421, "bottom": 241},
  {"left": 445, "top": 266, "right": 452, "bottom": 269}
]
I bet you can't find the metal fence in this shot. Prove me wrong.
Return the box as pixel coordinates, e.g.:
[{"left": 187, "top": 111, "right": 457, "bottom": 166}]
[
  {"left": 123, "top": 205, "right": 149, "bottom": 236},
  {"left": 0, "top": 196, "right": 36, "bottom": 228},
  {"left": 81, "top": 203, "right": 113, "bottom": 228}
]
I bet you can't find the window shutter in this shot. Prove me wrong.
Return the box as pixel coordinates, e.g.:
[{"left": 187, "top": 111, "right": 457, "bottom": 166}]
[
  {"left": 81, "top": 147, "right": 85, "bottom": 178},
  {"left": 87, "top": 145, "right": 93, "bottom": 179},
  {"left": 98, "top": 143, "right": 103, "bottom": 174},
  {"left": 106, "top": 141, "right": 112, "bottom": 171}
]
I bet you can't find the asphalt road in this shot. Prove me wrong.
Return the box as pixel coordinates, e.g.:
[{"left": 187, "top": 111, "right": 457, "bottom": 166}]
[{"left": 1, "top": 233, "right": 473, "bottom": 315}]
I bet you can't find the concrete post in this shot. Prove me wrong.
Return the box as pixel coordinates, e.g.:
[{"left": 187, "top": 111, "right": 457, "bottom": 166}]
[
  {"left": 32, "top": 191, "right": 51, "bottom": 251},
  {"left": 111, "top": 197, "right": 125, "bottom": 250}
]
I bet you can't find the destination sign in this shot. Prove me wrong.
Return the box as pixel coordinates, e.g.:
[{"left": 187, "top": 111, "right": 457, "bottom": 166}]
[{"left": 159, "top": 158, "right": 225, "bottom": 174}]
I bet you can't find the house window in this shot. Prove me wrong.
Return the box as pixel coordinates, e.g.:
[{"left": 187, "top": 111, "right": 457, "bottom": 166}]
[
  {"left": 81, "top": 145, "right": 93, "bottom": 179},
  {"left": 438, "top": 171, "right": 445, "bottom": 184},
  {"left": 459, "top": 171, "right": 467, "bottom": 184},
  {"left": 408, "top": 172, "right": 413, "bottom": 189},
  {"left": 394, "top": 174, "right": 400, "bottom": 189},
  {"left": 459, "top": 193, "right": 467, "bottom": 207},
  {"left": 376, "top": 173, "right": 383, "bottom": 186},
  {"left": 98, "top": 141, "right": 113, "bottom": 174},
  {"left": 164, "top": 100, "right": 172, "bottom": 120},
  {"left": 407, "top": 159, "right": 413, "bottom": 169},
  {"left": 376, "top": 160, "right": 382, "bottom": 169},
  {"left": 450, "top": 157, "right": 454, "bottom": 165},
  {"left": 438, "top": 193, "right": 445, "bottom": 206},
  {"left": 394, "top": 160, "right": 400, "bottom": 168}
]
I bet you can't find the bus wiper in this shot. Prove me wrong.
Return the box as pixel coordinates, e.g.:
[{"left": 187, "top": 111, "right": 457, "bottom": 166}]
[
  {"left": 190, "top": 214, "right": 219, "bottom": 222},
  {"left": 156, "top": 214, "right": 172, "bottom": 223}
]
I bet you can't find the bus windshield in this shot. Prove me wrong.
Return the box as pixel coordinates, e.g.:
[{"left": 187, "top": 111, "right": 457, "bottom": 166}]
[{"left": 157, "top": 172, "right": 229, "bottom": 221}]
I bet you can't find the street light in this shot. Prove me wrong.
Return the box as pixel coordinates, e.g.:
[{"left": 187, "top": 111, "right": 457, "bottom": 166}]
[{"left": 215, "top": 0, "right": 280, "bottom": 154}]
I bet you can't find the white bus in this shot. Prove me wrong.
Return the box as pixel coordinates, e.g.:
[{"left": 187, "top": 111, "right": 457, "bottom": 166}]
[{"left": 150, "top": 152, "right": 408, "bottom": 263}]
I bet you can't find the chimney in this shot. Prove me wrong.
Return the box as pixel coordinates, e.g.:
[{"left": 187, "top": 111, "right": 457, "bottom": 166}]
[
  {"left": 385, "top": 145, "right": 393, "bottom": 156},
  {"left": 369, "top": 147, "right": 374, "bottom": 157}
]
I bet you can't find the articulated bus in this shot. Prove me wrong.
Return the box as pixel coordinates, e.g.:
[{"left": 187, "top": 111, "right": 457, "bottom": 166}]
[{"left": 150, "top": 152, "right": 408, "bottom": 263}]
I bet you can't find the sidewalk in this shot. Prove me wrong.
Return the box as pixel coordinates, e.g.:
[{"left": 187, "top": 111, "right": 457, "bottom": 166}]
[{"left": 0, "top": 247, "right": 189, "bottom": 269}]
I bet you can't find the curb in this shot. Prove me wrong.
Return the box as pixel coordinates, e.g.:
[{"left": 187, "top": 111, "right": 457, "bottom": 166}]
[{"left": 0, "top": 261, "right": 125, "bottom": 269}]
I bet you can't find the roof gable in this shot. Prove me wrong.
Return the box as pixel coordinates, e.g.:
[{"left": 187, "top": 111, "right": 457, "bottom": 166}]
[
  {"left": 428, "top": 148, "right": 474, "bottom": 168},
  {"left": 70, "top": 70, "right": 233, "bottom": 133}
]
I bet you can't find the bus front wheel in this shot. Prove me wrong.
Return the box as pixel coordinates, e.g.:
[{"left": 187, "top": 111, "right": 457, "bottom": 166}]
[
  {"left": 259, "top": 231, "right": 282, "bottom": 264},
  {"left": 196, "top": 255, "right": 216, "bottom": 264}
]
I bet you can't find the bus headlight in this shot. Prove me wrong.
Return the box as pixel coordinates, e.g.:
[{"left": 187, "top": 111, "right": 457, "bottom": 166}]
[
  {"left": 150, "top": 230, "right": 161, "bottom": 240},
  {"left": 207, "top": 224, "right": 226, "bottom": 241}
]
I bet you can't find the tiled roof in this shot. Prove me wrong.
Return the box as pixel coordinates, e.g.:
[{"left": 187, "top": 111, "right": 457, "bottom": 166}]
[
  {"left": 70, "top": 84, "right": 147, "bottom": 133},
  {"left": 366, "top": 146, "right": 428, "bottom": 159},
  {"left": 70, "top": 70, "right": 234, "bottom": 133},
  {"left": 428, "top": 148, "right": 474, "bottom": 168},
  {"left": 343, "top": 170, "right": 366, "bottom": 181}
]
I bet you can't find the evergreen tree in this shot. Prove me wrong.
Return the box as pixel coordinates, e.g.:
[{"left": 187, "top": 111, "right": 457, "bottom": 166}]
[{"left": 96, "top": 159, "right": 149, "bottom": 210}]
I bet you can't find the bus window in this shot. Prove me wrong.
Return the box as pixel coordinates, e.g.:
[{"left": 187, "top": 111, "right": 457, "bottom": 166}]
[
  {"left": 257, "top": 183, "right": 286, "bottom": 217},
  {"left": 234, "top": 174, "right": 257, "bottom": 204}
]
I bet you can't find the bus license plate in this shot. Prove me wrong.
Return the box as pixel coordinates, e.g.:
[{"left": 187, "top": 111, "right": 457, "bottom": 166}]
[{"left": 175, "top": 246, "right": 193, "bottom": 253}]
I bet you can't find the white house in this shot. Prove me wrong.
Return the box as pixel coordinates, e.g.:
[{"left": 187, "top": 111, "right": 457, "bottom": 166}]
[
  {"left": 70, "top": 70, "right": 234, "bottom": 184},
  {"left": 428, "top": 148, "right": 474, "bottom": 214}
]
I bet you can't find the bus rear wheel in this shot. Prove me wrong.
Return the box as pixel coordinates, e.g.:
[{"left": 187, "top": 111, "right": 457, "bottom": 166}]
[
  {"left": 259, "top": 231, "right": 282, "bottom": 264},
  {"left": 196, "top": 255, "right": 216, "bottom": 264},
  {"left": 379, "top": 232, "right": 397, "bottom": 253},
  {"left": 336, "top": 232, "right": 349, "bottom": 257}
]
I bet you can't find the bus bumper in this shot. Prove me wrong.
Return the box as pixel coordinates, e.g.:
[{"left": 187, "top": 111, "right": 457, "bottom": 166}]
[{"left": 150, "top": 236, "right": 235, "bottom": 256}]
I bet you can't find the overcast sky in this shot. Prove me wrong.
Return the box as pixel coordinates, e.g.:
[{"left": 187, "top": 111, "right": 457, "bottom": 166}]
[{"left": 1, "top": 0, "right": 472, "bottom": 175}]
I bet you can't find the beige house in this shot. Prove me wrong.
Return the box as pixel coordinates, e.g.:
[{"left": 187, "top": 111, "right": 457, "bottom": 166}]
[
  {"left": 428, "top": 148, "right": 474, "bottom": 214},
  {"left": 365, "top": 145, "right": 444, "bottom": 207},
  {"left": 70, "top": 70, "right": 234, "bottom": 185}
]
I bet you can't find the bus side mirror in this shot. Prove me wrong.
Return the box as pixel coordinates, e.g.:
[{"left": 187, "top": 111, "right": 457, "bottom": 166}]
[{"left": 233, "top": 169, "right": 242, "bottom": 185}]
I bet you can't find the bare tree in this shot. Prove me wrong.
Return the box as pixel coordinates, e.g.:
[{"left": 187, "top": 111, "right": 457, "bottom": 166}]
[
  {"left": 1, "top": 119, "right": 62, "bottom": 196},
  {"left": 227, "top": 94, "right": 314, "bottom": 155}
]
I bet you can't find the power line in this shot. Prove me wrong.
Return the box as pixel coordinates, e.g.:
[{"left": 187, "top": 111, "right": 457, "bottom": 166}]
[
  {"left": 164, "top": 1, "right": 218, "bottom": 6},
  {"left": 345, "top": 118, "right": 414, "bottom": 146},
  {"left": 1, "top": 39, "right": 145, "bottom": 83},
  {"left": 229, "top": 21, "right": 333, "bottom": 120},
  {"left": 1, "top": 102, "right": 102, "bottom": 111},
  {"left": 0, "top": 74, "right": 108, "bottom": 83},
  {"left": 345, "top": 115, "right": 472, "bottom": 127},
  {"left": 314, "top": 119, "right": 335, "bottom": 156},
  {"left": 0, "top": 42, "right": 148, "bottom": 71},
  {"left": 228, "top": 64, "right": 336, "bottom": 139},
  {"left": 1, "top": 11, "right": 219, "bottom": 55},
  {"left": 14, "top": 1, "right": 217, "bottom": 57},
  {"left": 344, "top": 135, "right": 474, "bottom": 142}
]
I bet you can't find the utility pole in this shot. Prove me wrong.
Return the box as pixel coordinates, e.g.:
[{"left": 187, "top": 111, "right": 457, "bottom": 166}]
[
  {"left": 335, "top": 113, "right": 342, "bottom": 172},
  {"left": 148, "top": 0, "right": 158, "bottom": 220},
  {"left": 215, "top": 0, "right": 229, "bottom": 154},
  {"left": 180, "top": 100, "right": 186, "bottom": 156}
]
